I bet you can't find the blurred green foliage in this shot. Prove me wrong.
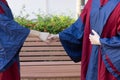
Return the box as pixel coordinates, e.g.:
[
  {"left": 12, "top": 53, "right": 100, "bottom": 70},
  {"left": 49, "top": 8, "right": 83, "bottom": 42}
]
[{"left": 15, "top": 14, "right": 75, "bottom": 34}]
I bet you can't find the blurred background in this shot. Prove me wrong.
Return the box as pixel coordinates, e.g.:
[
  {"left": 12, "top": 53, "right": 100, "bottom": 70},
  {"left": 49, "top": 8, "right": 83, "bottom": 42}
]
[
  {"left": 7, "top": 0, "right": 88, "bottom": 19},
  {"left": 6, "top": 0, "right": 88, "bottom": 33}
]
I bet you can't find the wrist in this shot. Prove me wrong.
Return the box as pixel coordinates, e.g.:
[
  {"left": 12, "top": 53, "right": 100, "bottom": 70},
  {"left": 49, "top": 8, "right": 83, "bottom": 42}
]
[
  {"left": 30, "top": 30, "right": 40, "bottom": 37},
  {"left": 99, "top": 38, "right": 101, "bottom": 45},
  {"left": 56, "top": 34, "right": 59, "bottom": 38},
  {"left": 39, "top": 32, "right": 50, "bottom": 41}
]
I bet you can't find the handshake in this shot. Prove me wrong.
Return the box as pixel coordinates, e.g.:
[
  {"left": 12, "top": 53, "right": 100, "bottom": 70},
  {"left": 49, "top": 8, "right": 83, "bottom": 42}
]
[
  {"left": 39, "top": 32, "right": 59, "bottom": 43},
  {"left": 30, "top": 30, "right": 59, "bottom": 43}
]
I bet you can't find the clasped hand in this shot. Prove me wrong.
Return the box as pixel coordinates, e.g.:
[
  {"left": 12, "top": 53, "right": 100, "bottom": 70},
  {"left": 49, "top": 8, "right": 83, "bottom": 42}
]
[
  {"left": 89, "top": 30, "right": 101, "bottom": 45},
  {"left": 39, "top": 32, "right": 59, "bottom": 43}
]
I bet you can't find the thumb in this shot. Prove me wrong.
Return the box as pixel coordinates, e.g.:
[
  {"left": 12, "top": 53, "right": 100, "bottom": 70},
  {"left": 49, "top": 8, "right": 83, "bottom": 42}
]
[
  {"left": 47, "top": 34, "right": 59, "bottom": 39},
  {"left": 92, "top": 29, "right": 98, "bottom": 35},
  {"left": 47, "top": 34, "right": 54, "bottom": 39}
]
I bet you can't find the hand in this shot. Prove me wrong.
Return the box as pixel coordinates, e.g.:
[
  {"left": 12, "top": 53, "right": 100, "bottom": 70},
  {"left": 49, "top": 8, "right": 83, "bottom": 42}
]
[
  {"left": 46, "top": 34, "right": 59, "bottom": 43},
  {"left": 39, "top": 32, "right": 50, "bottom": 41},
  {"left": 89, "top": 30, "right": 101, "bottom": 45},
  {"left": 29, "top": 30, "right": 51, "bottom": 42}
]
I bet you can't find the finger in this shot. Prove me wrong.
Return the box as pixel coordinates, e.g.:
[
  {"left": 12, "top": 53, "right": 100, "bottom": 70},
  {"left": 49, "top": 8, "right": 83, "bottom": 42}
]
[
  {"left": 47, "top": 34, "right": 55, "bottom": 39},
  {"left": 89, "top": 34, "right": 91, "bottom": 39},
  {"left": 89, "top": 34, "right": 93, "bottom": 37},
  {"left": 48, "top": 34, "right": 59, "bottom": 40},
  {"left": 92, "top": 29, "right": 98, "bottom": 35},
  {"left": 89, "top": 34, "right": 94, "bottom": 39},
  {"left": 89, "top": 34, "right": 94, "bottom": 42}
]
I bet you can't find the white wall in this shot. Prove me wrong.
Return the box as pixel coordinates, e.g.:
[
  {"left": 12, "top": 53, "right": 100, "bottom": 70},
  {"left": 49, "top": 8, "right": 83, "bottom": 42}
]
[{"left": 6, "top": 0, "right": 77, "bottom": 19}]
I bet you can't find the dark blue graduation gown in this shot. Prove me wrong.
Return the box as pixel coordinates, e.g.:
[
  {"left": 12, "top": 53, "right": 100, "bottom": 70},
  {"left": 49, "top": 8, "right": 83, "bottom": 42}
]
[{"left": 0, "top": 0, "right": 30, "bottom": 80}]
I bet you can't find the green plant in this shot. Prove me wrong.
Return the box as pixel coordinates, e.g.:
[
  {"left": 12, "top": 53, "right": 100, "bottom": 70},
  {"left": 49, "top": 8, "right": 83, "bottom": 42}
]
[{"left": 15, "top": 14, "right": 75, "bottom": 34}]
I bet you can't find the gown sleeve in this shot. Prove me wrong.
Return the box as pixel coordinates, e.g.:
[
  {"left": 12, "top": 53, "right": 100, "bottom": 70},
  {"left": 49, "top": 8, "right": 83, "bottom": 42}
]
[
  {"left": 100, "top": 16, "right": 120, "bottom": 78},
  {"left": 59, "top": 1, "right": 90, "bottom": 62},
  {"left": 0, "top": 2, "right": 30, "bottom": 71}
]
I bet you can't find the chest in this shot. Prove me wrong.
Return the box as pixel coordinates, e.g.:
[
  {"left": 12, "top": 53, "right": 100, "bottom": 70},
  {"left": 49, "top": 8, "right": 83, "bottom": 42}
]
[{"left": 101, "top": 3, "right": 120, "bottom": 38}]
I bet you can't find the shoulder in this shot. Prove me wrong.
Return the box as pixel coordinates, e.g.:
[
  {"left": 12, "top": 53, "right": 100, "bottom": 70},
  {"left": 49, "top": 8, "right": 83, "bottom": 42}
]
[
  {"left": 1, "top": 0, "right": 8, "bottom": 5},
  {"left": 0, "top": 0, "right": 8, "bottom": 14}
]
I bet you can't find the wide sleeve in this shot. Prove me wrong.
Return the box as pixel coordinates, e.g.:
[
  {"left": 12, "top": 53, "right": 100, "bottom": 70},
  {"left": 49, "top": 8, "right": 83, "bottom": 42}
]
[
  {"left": 58, "top": 1, "right": 91, "bottom": 62},
  {"left": 0, "top": 14, "right": 30, "bottom": 71},
  {"left": 59, "top": 18, "right": 84, "bottom": 62},
  {"left": 100, "top": 17, "right": 120, "bottom": 78}
]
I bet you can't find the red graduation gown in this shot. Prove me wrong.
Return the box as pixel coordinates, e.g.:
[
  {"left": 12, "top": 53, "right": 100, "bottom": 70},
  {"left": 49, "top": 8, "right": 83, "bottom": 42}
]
[
  {"left": 98, "top": 0, "right": 120, "bottom": 80},
  {"left": 59, "top": 0, "right": 120, "bottom": 80},
  {"left": 81, "top": 0, "right": 120, "bottom": 80}
]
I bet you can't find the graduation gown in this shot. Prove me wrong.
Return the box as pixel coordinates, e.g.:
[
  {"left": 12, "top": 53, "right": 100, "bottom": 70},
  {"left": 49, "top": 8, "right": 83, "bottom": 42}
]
[
  {"left": 0, "top": 0, "right": 30, "bottom": 80},
  {"left": 59, "top": 0, "right": 120, "bottom": 80}
]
